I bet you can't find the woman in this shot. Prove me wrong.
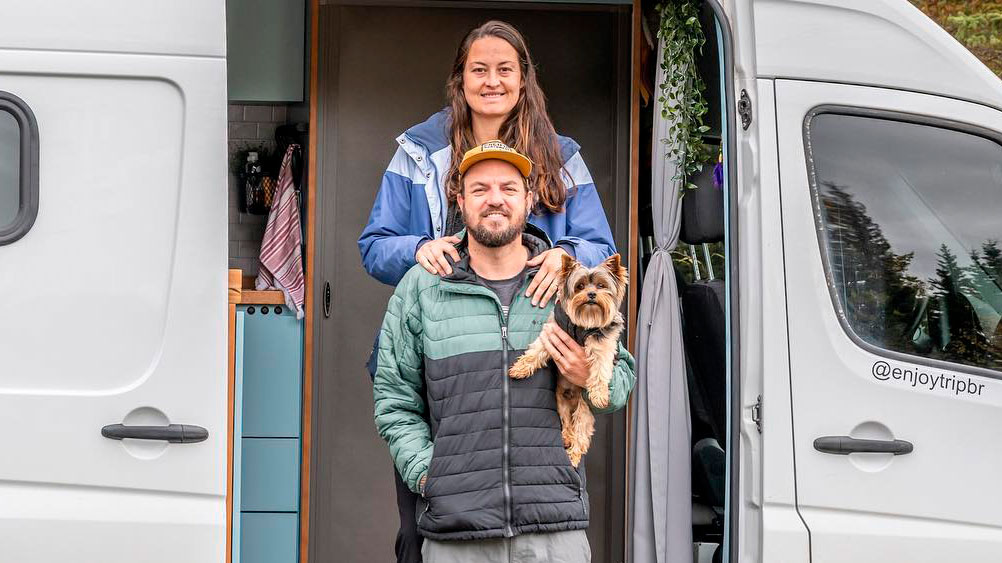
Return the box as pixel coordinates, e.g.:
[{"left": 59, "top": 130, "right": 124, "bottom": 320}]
[
  {"left": 359, "top": 20, "right": 615, "bottom": 303},
  {"left": 357, "top": 20, "right": 617, "bottom": 563}
]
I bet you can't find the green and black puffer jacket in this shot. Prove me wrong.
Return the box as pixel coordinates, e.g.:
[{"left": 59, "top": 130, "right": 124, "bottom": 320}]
[{"left": 373, "top": 225, "right": 636, "bottom": 541}]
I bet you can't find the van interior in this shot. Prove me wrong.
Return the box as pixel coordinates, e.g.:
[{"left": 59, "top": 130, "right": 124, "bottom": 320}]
[{"left": 635, "top": 2, "right": 732, "bottom": 560}]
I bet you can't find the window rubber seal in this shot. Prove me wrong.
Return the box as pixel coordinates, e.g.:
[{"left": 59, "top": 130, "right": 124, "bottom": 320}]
[{"left": 0, "top": 90, "right": 39, "bottom": 246}]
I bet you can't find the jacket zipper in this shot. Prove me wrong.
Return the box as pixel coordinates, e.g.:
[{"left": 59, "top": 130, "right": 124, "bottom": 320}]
[
  {"left": 417, "top": 499, "right": 431, "bottom": 528},
  {"left": 501, "top": 317, "right": 514, "bottom": 538},
  {"left": 400, "top": 134, "right": 447, "bottom": 234},
  {"left": 439, "top": 275, "right": 540, "bottom": 539}
]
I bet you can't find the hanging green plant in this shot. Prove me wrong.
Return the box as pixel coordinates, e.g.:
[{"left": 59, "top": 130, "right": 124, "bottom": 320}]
[{"left": 656, "top": 0, "right": 712, "bottom": 193}]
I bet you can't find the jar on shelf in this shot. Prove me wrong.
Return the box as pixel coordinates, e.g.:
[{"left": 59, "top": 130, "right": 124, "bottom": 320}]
[{"left": 242, "top": 151, "right": 274, "bottom": 215}]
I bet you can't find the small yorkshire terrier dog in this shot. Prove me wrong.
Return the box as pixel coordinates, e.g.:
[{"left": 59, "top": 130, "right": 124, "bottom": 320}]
[{"left": 509, "top": 253, "right": 628, "bottom": 467}]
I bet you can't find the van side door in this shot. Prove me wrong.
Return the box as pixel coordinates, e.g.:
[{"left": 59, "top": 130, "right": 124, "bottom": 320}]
[
  {"left": 777, "top": 79, "right": 1002, "bottom": 561},
  {"left": 0, "top": 2, "right": 227, "bottom": 561}
]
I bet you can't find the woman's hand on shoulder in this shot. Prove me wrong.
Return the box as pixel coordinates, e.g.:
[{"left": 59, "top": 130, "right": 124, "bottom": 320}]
[
  {"left": 524, "top": 247, "right": 568, "bottom": 308},
  {"left": 415, "top": 236, "right": 461, "bottom": 276}
]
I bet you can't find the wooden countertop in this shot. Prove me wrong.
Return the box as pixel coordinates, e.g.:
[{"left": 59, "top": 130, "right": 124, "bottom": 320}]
[{"left": 229, "top": 269, "right": 287, "bottom": 305}]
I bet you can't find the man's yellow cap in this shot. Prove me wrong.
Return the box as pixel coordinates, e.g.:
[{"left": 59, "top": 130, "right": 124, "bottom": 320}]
[{"left": 458, "top": 140, "right": 533, "bottom": 178}]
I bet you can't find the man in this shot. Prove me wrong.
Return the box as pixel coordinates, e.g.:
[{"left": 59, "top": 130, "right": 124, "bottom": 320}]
[{"left": 373, "top": 140, "right": 635, "bottom": 562}]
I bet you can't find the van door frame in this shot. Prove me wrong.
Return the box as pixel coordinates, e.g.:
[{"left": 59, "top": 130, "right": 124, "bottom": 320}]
[
  {"left": 703, "top": 1, "right": 741, "bottom": 560},
  {"left": 300, "top": 0, "right": 743, "bottom": 560}
]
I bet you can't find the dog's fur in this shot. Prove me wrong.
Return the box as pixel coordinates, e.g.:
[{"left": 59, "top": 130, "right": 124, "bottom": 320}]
[{"left": 509, "top": 253, "right": 628, "bottom": 467}]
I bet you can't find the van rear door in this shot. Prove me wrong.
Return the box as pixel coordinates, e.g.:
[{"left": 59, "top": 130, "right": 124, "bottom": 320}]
[
  {"left": 0, "top": 2, "right": 227, "bottom": 561},
  {"left": 776, "top": 78, "right": 1002, "bottom": 561}
]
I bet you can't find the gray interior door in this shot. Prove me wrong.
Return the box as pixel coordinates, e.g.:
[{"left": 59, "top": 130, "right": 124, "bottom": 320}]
[{"left": 310, "top": 3, "right": 632, "bottom": 561}]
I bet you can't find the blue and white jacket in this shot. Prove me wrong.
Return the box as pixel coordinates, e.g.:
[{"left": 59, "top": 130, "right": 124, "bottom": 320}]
[{"left": 358, "top": 110, "right": 617, "bottom": 286}]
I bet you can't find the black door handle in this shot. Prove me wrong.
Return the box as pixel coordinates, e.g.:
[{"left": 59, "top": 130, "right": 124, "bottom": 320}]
[
  {"left": 814, "top": 435, "right": 913, "bottom": 455},
  {"left": 102, "top": 424, "right": 208, "bottom": 444},
  {"left": 323, "top": 280, "right": 332, "bottom": 318}
]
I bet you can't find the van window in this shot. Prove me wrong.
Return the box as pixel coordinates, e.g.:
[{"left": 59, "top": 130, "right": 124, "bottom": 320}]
[
  {"left": 807, "top": 112, "right": 1002, "bottom": 372},
  {"left": 0, "top": 91, "right": 38, "bottom": 246},
  {"left": 0, "top": 109, "right": 19, "bottom": 228}
]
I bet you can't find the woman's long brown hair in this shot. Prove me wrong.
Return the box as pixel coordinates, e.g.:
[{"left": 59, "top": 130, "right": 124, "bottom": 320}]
[{"left": 445, "top": 20, "right": 567, "bottom": 213}]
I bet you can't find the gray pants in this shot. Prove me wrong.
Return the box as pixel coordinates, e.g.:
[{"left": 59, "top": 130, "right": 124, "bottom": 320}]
[{"left": 421, "top": 530, "right": 590, "bottom": 563}]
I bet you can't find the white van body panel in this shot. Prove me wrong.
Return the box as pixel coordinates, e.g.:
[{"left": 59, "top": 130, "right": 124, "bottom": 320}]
[
  {"left": 776, "top": 79, "right": 1002, "bottom": 561},
  {"left": 753, "top": 78, "right": 810, "bottom": 563},
  {"left": 0, "top": 3, "right": 228, "bottom": 562},
  {"left": 720, "top": 3, "right": 812, "bottom": 561},
  {"left": 755, "top": 0, "right": 1002, "bottom": 109},
  {"left": 749, "top": 1, "right": 1002, "bottom": 561},
  {"left": 721, "top": 0, "right": 759, "bottom": 86},
  {"left": 0, "top": 0, "right": 225, "bottom": 57}
]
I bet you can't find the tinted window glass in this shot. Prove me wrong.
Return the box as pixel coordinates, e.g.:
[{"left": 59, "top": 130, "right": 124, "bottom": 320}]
[
  {"left": 0, "top": 109, "right": 18, "bottom": 227},
  {"left": 809, "top": 113, "right": 1002, "bottom": 372}
]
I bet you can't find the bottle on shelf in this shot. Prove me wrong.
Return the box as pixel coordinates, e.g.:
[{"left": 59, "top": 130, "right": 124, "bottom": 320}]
[{"left": 243, "top": 151, "right": 267, "bottom": 215}]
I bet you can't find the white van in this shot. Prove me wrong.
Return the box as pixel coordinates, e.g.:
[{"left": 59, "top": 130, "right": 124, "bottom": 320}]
[{"left": 1, "top": 1, "right": 1000, "bottom": 562}]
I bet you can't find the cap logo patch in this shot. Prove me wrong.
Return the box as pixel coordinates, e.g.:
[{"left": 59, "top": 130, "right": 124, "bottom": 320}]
[{"left": 481, "top": 140, "right": 512, "bottom": 152}]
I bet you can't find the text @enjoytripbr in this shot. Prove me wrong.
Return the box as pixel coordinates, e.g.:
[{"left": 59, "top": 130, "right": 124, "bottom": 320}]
[{"left": 872, "top": 360, "right": 986, "bottom": 397}]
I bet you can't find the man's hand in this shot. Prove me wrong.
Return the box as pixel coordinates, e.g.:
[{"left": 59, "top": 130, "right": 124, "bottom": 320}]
[
  {"left": 524, "top": 248, "right": 569, "bottom": 307},
  {"left": 539, "top": 323, "right": 589, "bottom": 387},
  {"left": 415, "top": 236, "right": 461, "bottom": 276}
]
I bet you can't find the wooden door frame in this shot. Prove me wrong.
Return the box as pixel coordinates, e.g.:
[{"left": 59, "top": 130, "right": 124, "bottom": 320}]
[
  {"left": 300, "top": 0, "right": 320, "bottom": 559},
  {"left": 299, "top": 0, "right": 641, "bottom": 559},
  {"left": 624, "top": 0, "right": 640, "bottom": 553}
]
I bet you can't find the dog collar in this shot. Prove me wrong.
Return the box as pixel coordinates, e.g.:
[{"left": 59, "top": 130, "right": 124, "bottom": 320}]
[{"left": 553, "top": 306, "right": 605, "bottom": 346}]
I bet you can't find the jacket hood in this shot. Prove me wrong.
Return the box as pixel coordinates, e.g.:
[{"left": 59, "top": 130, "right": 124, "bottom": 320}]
[
  {"left": 444, "top": 222, "right": 552, "bottom": 284},
  {"left": 403, "top": 110, "right": 451, "bottom": 155},
  {"left": 403, "top": 109, "right": 582, "bottom": 163}
]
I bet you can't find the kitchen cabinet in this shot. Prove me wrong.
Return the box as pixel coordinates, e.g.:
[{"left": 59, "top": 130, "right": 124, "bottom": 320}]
[
  {"left": 227, "top": 0, "right": 305, "bottom": 102},
  {"left": 229, "top": 275, "right": 304, "bottom": 563}
]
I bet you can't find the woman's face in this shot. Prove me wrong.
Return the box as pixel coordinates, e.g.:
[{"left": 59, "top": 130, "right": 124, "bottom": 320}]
[{"left": 463, "top": 37, "right": 522, "bottom": 121}]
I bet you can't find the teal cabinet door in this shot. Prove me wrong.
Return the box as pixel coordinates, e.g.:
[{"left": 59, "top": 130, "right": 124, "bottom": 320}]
[
  {"left": 240, "top": 438, "right": 301, "bottom": 512},
  {"left": 233, "top": 305, "right": 304, "bottom": 563},
  {"left": 240, "top": 513, "right": 299, "bottom": 563},
  {"left": 240, "top": 306, "right": 302, "bottom": 437}
]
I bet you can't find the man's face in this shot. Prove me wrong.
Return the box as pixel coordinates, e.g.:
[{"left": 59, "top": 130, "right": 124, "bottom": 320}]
[{"left": 458, "top": 159, "right": 531, "bottom": 248}]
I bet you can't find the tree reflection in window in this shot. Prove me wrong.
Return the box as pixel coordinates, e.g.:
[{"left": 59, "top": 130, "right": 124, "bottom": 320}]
[{"left": 811, "top": 113, "right": 1002, "bottom": 372}]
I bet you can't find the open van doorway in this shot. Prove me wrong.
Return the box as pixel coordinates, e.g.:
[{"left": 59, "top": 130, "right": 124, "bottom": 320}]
[
  {"left": 633, "top": 2, "right": 739, "bottom": 561},
  {"left": 307, "top": 3, "right": 633, "bottom": 561}
]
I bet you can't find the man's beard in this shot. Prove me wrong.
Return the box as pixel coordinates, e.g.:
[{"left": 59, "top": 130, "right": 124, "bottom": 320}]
[{"left": 466, "top": 207, "right": 526, "bottom": 248}]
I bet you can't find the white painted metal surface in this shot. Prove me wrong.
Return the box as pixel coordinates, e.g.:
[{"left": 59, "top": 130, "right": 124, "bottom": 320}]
[
  {"left": 777, "top": 79, "right": 1002, "bottom": 561},
  {"left": 744, "top": 2, "right": 1002, "bottom": 560},
  {"left": 0, "top": 0, "right": 225, "bottom": 57},
  {"left": 753, "top": 78, "right": 810, "bottom": 563},
  {"left": 754, "top": 0, "right": 1002, "bottom": 109},
  {"left": 0, "top": 2, "right": 228, "bottom": 562},
  {"left": 713, "top": 5, "right": 778, "bottom": 563}
]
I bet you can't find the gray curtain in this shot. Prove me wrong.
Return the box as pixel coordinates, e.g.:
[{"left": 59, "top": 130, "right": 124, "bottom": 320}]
[{"left": 629, "top": 38, "right": 692, "bottom": 563}]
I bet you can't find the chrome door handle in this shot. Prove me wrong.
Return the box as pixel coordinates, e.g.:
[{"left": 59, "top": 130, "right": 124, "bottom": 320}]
[{"left": 814, "top": 436, "right": 913, "bottom": 455}]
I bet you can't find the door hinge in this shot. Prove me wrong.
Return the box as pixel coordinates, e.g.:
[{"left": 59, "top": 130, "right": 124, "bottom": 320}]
[
  {"left": 738, "top": 89, "right": 752, "bottom": 130},
  {"left": 751, "top": 395, "right": 762, "bottom": 433}
]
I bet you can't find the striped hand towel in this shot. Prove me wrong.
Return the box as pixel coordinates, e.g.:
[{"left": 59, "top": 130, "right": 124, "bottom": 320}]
[{"left": 255, "top": 144, "right": 305, "bottom": 319}]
